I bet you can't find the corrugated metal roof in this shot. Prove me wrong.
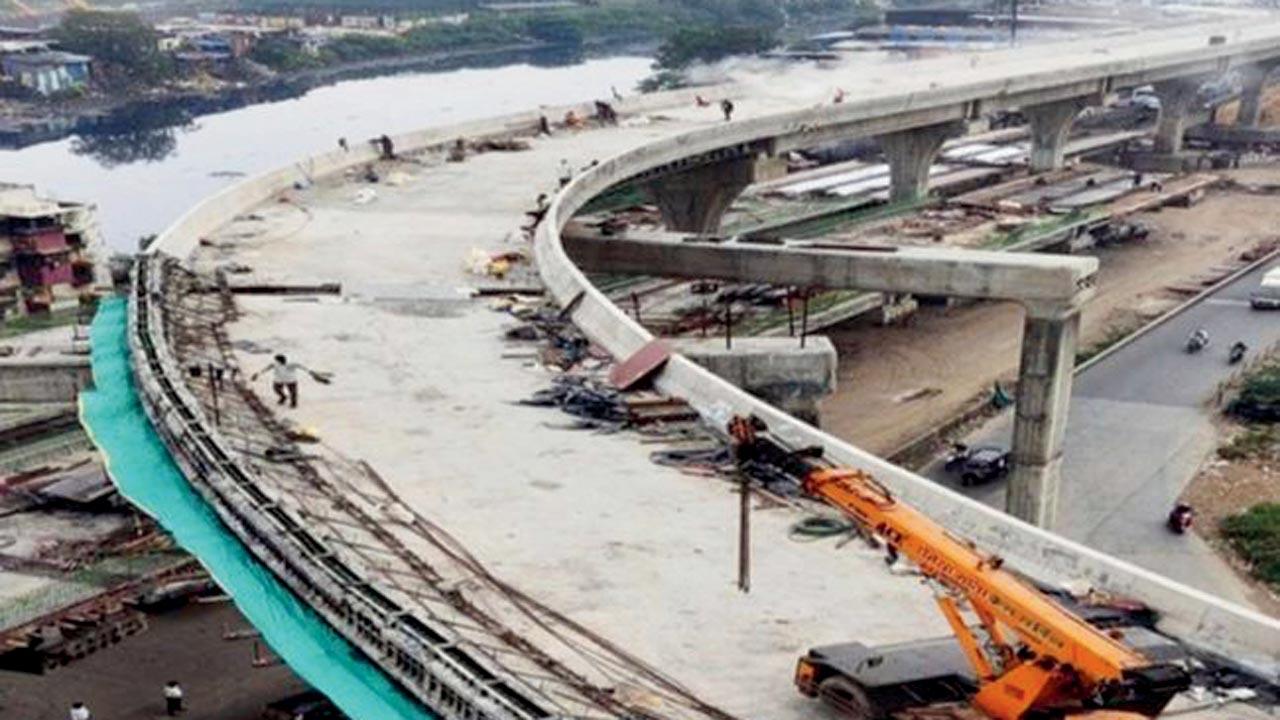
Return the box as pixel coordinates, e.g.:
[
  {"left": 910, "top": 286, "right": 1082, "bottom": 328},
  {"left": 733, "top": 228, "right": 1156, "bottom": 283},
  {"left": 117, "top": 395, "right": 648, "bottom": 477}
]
[{"left": 1, "top": 50, "right": 90, "bottom": 66}]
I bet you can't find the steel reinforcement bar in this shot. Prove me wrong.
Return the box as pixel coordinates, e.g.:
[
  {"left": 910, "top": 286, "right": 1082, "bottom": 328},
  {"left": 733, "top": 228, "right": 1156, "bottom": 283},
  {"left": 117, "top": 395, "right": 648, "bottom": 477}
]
[{"left": 127, "top": 256, "right": 550, "bottom": 720}]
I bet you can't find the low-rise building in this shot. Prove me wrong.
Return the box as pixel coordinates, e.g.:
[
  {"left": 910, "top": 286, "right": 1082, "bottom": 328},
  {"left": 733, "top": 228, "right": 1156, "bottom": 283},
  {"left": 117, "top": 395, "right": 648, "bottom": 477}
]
[
  {"left": 0, "top": 184, "right": 101, "bottom": 317},
  {"left": 156, "top": 34, "right": 184, "bottom": 53},
  {"left": 0, "top": 50, "right": 90, "bottom": 96},
  {"left": 338, "top": 14, "right": 396, "bottom": 30},
  {"left": 257, "top": 15, "right": 306, "bottom": 30}
]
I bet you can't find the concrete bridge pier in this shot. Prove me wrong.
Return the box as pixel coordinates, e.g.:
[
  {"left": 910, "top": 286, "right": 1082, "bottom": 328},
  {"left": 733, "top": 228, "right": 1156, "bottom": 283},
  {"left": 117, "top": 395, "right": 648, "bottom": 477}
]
[
  {"left": 1007, "top": 304, "right": 1080, "bottom": 529},
  {"left": 1025, "top": 98, "right": 1088, "bottom": 173},
  {"left": 1237, "top": 61, "right": 1278, "bottom": 128},
  {"left": 1153, "top": 78, "right": 1201, "bottom": 155},
  {"left": 879, "top": 122, "right": 965, "bottom": 203},
  {"left": 644, "top": 155, "right": 786, "bottom": 234}
]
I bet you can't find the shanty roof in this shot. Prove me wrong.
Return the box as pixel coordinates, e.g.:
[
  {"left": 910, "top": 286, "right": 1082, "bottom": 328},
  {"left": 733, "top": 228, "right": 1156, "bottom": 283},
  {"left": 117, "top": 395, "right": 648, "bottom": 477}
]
[
  {"left": 0, "top": 184, "right": 75, "bottom": 220},
  {"left": 1, "top": 50, "right": 90, "bottom": 67},
  {"left": 36, "top": 463, "right": 115, "bottom": 505},
  {"left": 0, "top": 185, "right": 60, "bottom": 219},
  {"left": 0, "top": 39, "right": 50, "bottom": 54}
]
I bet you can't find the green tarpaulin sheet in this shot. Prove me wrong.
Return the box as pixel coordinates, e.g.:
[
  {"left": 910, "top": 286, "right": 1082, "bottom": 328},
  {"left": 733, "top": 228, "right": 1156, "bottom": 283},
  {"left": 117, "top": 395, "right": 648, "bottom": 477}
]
[{"left": 79, "top": 296, "right": 431, "bottom": 720}]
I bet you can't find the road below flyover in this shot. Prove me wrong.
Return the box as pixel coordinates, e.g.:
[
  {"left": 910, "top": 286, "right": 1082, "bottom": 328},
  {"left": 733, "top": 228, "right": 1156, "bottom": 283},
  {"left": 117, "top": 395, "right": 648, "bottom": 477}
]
[{"left": 930, "top": 255, "right": 1280, "bottom": 610}]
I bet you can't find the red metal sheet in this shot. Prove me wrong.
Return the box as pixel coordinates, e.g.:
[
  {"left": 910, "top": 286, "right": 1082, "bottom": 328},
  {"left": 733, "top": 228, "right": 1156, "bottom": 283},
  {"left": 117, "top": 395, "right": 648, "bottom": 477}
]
[
  {"left": 608, "top": 339, "right": 672, "bottom": 391},
  {"left": 12, "top": 229, "right": 67, "bottom": 255}
]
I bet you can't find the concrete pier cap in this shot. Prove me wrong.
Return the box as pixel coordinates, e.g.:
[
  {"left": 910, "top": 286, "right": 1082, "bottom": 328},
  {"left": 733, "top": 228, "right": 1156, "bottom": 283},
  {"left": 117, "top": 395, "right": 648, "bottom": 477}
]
[
  {"left": 879, "top": 121, "right": 967, "bottom": 203},
  {"left": 644, "top": 154, "right": 787, "bottom": 234},
  {"left": 1025, "top": 98, "right": 1092, "bottom": 173},
  {"left": 672, "top": 336, "right": 837, "bottom": 426}
]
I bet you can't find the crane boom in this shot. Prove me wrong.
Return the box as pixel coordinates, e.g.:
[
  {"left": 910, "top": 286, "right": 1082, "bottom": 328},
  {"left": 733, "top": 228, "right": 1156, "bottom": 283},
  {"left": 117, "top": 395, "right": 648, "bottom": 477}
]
[{"left": 728, "top": 416, "right": 1188, "bottom": 720}]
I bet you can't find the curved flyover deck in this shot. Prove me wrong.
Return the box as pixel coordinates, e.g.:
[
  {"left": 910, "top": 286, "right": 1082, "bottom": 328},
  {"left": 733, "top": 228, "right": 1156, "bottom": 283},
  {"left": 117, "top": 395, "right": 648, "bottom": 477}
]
[{"left": 127, "top": 19, "right": 1280, "bottom": 720}]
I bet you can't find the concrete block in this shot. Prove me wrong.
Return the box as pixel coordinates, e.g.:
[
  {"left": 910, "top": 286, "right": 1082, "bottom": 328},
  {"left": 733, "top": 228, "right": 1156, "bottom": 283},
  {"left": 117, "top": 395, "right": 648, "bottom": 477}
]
[{"left": 672, "top": 336, "right": 836, "bottom": 425}]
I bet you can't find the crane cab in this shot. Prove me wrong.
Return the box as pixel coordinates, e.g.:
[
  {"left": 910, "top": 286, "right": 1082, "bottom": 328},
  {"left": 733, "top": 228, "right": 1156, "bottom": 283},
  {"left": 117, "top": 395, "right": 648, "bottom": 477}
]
[{"left": 797, "top": 627, "right": 1190, "bottom": 720}]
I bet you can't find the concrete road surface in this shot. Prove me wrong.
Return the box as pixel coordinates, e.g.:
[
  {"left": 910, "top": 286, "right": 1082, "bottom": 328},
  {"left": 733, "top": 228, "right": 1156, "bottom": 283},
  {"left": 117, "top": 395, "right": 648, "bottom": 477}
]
[{"left": 928, "top": 257, "right": 1280, "bottom": 608}]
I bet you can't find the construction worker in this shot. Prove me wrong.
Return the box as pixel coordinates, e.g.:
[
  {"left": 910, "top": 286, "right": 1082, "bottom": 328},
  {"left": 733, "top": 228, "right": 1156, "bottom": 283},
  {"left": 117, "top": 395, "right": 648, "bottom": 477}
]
[
  {"left": 69, "top": 702, "right": 91, "bottom": 720},
  {"left": 164, "top": 681, "right": 185, "bottom": 715},
  {"left": 558, "top": 159, "right": 574, "bottom": 188},
  {"left": 377, "top": 134, "right": 395, "bottom": 160},
  {"left": 252, "top": 354, "right": 309, "bottom": 409},
  {"left": 523, "top": 193, "right": 550, "bottom": 233}
]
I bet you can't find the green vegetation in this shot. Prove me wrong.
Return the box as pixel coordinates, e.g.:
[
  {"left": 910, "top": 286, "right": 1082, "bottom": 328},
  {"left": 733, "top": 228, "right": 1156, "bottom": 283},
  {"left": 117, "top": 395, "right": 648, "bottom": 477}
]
[
  {"left": 240, "top": 0, "right": 877, "bottom": 78},
  {"left": 653, "top": 26, "right": 779, "bottom": 70},
  {"left": 248, "top": 37, "right": 325, "bottom": 71},
  {"left": 250, "top": 13, "right": 579, "bottom": 71},
  {"left": 53, "top": 10, "right": 175, "bottom": 86},
  {"left": 1221, "top": 503, "right": 1280, "bottom": 590},
  {"left": 36, "top": 1, "right": 879, "bottom": 93},
  {"left": 983, "top": 210, "right": 1089, "bottom": 250},
  {"left": 1237, "top": 356, "right": 1280, "bottom": 408},
  {"left": 0, "top": 307, "right": 82, "bottom": 339},
  {"left": 1217, "top": 425, "right": 1280, "bottom": 460}
]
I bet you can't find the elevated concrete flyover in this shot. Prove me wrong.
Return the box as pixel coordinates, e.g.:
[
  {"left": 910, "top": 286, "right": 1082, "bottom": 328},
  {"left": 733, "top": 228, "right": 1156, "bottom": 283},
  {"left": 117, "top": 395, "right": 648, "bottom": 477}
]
[
  {"left": 119, "top": 19, "right": 1280, "bottom": 720},
  {"left": 536, "top": 21, "right": 1280, "bottom": 681},
  {"left": 628, "top": 21, "right": 1280, "bottom": 231},
  {"left": 567, "top": 20, "right": 1280, "bottom": 529}
]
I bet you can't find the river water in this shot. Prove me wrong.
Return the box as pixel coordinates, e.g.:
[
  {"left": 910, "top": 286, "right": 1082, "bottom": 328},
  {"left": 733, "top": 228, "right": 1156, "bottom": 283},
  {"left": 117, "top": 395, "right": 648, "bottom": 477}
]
[{"left": 0, "top": 53, "right": 652, "bottom": 253}]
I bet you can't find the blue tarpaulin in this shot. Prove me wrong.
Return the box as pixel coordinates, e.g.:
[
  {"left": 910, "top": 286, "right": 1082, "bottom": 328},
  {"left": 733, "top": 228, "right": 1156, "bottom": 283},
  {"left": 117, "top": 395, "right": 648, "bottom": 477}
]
[{"left": 79, "top": 296, "right": 431, "bottom": 720}]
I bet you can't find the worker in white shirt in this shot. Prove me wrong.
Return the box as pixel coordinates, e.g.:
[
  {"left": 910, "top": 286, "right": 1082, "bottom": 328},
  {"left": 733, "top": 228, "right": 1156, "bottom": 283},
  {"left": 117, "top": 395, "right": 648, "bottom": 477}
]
[
  {"left": 164, "top": 680, "right": 185, "bottom": 715},
  {"left": 252, "top": 354, "right": 309, "bottom": 409},
  {"left": 69, "top": 702, "right": 91, "bottom": 720},
  {"left": 557, "top": 158, "right": 574, "bottom": 188}
]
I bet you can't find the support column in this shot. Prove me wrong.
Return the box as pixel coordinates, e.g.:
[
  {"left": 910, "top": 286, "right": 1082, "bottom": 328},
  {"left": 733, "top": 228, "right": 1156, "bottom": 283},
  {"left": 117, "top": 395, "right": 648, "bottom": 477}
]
[
  {"left": 1237, "top": 62, "right": 1277, "bottom": 128},
  {"left": 1007, "top": 305, "right": 1080, "bottom": 529},
  {"left": 1153, "top": 79, "right": 1200, "bottom": 155},
  {"left": 879, "top": 122, "right": 964, "bottom": 204},
  {"left": 1024, "top": 98, "right": 1087, "bottom": 173},
  {"left": 644, "top": 155, "right": 785, "bottom": 234}
]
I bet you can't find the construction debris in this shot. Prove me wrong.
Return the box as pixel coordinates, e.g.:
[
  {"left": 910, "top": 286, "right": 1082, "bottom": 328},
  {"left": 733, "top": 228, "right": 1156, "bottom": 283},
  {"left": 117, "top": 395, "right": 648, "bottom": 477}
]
[{"left": 466, "top": 248, "right": 528, "bottom": 279}]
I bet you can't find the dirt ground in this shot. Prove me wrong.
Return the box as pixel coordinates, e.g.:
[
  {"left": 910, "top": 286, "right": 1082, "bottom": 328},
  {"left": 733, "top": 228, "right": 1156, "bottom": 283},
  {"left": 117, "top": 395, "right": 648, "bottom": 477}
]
[
  {"left": 822, "top": 169, "right": 1280, "bottom": 456},
  {"left": 1214, "top": 86, "right": 1280, "bottom": 126},
  {"left": 1183, "top": 430, "right": 1280, "bottom": 617},
  {"left": 0, "top": 602, "right": 308, "bottom": 720}
]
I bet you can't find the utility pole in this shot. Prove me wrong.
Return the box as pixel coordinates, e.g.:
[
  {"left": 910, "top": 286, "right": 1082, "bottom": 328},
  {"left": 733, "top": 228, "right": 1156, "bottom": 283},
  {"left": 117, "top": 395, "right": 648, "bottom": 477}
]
[
  {"left": 724, "top": 299, "right": 733, "bottom": 351},
  {"left": 738, "top": 471, "right": 751, "bottom": 593},
  {"left": 799, "top": 289, "right": 811, "bottom": 349}
]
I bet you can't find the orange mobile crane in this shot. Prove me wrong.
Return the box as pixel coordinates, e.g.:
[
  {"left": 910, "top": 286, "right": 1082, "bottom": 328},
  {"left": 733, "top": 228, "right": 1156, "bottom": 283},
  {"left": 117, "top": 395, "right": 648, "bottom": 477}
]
[{"left": 727, "top": 416, "right": 1190, "bottom": 720}]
